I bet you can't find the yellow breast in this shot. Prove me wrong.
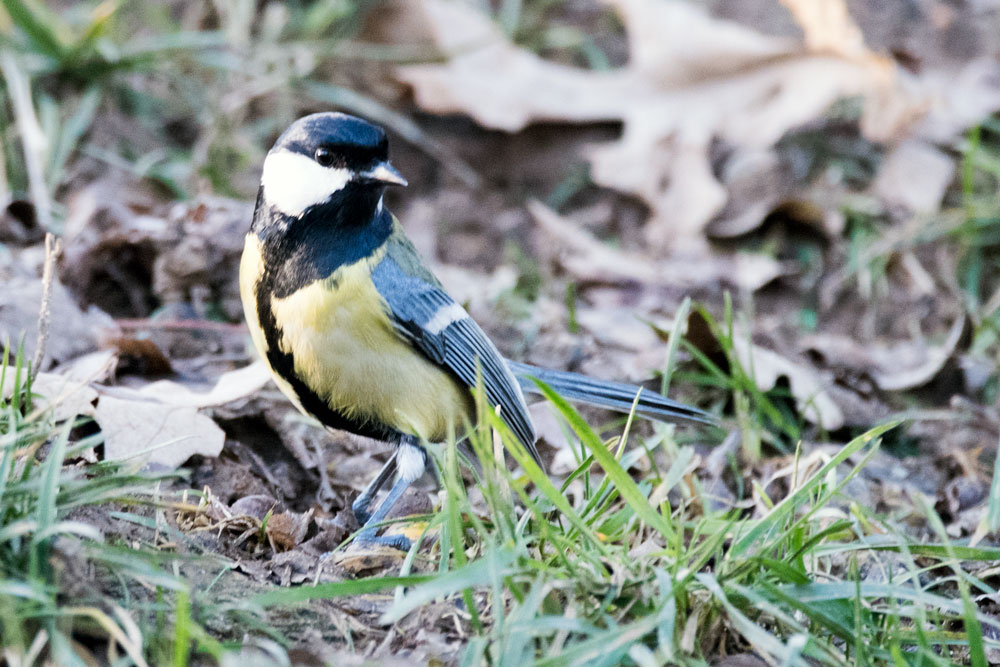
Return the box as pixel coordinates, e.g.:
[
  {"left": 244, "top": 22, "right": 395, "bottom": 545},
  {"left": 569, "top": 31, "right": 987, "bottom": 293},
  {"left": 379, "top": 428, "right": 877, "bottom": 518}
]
[{"left": 240, "top": 234, "right": 472, "bottom": 442}]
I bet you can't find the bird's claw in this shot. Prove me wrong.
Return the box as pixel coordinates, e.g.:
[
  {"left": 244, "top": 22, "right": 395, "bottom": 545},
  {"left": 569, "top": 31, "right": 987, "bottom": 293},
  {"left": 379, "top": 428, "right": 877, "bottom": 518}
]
[{"left": 354, "top": 530, "right": 411, "bottom": 551}]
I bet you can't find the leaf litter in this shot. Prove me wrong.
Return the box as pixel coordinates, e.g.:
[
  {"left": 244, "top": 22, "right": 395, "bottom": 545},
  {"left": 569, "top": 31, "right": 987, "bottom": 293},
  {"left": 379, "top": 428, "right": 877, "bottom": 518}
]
[
  {"left": 391, "top": 0, "right": 955, "bottom": 249},
  {"left": 3, "top": 0, "right": 1000, "bottom": 661}
]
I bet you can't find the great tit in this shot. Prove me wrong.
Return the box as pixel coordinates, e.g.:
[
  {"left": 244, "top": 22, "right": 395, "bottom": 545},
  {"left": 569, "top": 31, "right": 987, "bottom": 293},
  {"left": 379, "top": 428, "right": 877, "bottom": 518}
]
[{"left": 240, "top": 112, "right": 713, "bottom": 550}]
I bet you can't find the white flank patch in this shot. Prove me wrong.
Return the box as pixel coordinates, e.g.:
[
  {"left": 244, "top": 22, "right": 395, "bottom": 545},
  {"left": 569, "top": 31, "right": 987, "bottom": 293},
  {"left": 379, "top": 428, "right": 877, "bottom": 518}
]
[
  {"left": 424, "top": 302, "right": 468, "bottom": 335},
  {"left": 396, "top": 442, "right": 427, "bottom": 483},
  {"left": 260, "top": 149, "right": 352, "bottom": 217}
]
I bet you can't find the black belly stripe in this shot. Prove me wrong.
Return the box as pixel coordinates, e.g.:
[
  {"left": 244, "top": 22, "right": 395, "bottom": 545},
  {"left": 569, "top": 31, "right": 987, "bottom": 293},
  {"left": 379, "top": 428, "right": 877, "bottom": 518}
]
[
  {"left": 251, "top": 197, "right": 402, "bottom": 444},
  {"left": 254, "top": 272, "right": 403, "bottom": 443}
]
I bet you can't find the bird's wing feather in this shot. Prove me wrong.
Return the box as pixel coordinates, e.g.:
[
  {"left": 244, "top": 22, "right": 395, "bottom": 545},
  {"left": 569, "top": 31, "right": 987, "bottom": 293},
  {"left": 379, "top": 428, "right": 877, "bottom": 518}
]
[{"left": 370, "top": 238, "right": 539, "bottom": 461}]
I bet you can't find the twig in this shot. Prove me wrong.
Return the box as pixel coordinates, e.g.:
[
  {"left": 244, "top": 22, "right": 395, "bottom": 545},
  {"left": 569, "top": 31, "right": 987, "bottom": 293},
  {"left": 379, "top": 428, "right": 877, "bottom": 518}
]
[
  {"left": 114, "top": 318, "right": 246, "bottom": 332},
  {"left": 32, "top": 232, "right": 62, "bottom": 378}
]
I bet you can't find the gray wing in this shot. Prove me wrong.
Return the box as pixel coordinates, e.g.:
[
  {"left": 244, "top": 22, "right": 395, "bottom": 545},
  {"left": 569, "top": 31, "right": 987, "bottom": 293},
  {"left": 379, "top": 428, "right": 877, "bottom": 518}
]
[{"left": 370, "top": 250, "right": 540, "bottom": 462}]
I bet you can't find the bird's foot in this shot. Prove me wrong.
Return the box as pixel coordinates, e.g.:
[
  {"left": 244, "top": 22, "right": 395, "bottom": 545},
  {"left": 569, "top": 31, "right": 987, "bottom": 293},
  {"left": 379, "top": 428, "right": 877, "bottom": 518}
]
[
  {"left": 354, "top": 529, "right": 411, "bottom": 551},
  {"left": 351, "top": 496, "right": 372, "bottom": 526}
]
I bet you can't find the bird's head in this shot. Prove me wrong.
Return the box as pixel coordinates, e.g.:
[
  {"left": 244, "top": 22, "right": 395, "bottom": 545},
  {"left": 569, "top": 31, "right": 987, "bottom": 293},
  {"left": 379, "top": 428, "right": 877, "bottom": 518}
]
[{"left": 258, "top": 112, "right": 407, "bottom": 220}]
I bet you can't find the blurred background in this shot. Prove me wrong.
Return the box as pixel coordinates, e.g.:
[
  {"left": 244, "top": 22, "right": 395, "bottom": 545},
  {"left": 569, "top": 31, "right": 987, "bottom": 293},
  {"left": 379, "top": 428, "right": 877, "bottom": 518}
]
[{"left": 5, "top": 0, "right": 1000, "bottom": 663}]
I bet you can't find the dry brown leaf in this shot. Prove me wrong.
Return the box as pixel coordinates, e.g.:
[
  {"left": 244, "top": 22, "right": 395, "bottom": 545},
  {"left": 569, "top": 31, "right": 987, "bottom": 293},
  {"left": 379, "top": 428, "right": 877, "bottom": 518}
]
[
  {"left": 2, "top": 372, "right": 97, "bottom": 423},
  {"left": 0, "top": 276, "right": 115, "bottom": 369},
  {"left": 30, "top": 374, "right": 98, "bottom": 422},
  {"left": 61, "top": 178, "right": 249, "bottom": 321},
  {"left": 732, "top": 337, "right": 844, "bottom": 430},
  {"left": 4, "top": 351, "right": 116, "bottom": 423},
  {"left": 780, "top": 0, "right": 868, "bottom": 57},
  {"left": 97, "top": 395, "right": 225, "bottom": 469},
  {"left": 872, "top": 139, "right": 956, "bottom": 214},
  {"left": 265, "top": 508, "right": 314, "bottom": 551},
  {"left": 395, "top": 0, "right": 913, "bottom": 249},
  {"left": 333, "top": 546, "right": 406, "bottom": 574},
  {"left": 89, "top": 362, "right": 273, "bottom": 469},
  {"left": 530, "top": 201, "right": 787, "bottom": 291},
  {"left": 110, "top": 360, "right": 273, "bottom": 409},
  {"left": 805, "top": 315, "right": 966, "bottom": 392},
  {"left": 56, "top": 349, "right": 118, "bottom": 384}
]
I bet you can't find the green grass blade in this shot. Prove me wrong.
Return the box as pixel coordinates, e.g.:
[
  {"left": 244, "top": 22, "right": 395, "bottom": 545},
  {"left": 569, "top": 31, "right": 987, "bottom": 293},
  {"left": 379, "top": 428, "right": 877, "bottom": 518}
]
[
  {"left": 698, "top": 573, "right": 806, "bottom": 664},
  {"left": 30, "top": 419, "right": 71, "bottom": 577},
  {"left": 487, "top": 408, "right": 610, "bottom": 557},
  {"left": 987, "top": 433, "right": 1000, "bottom": 533},
  {"left": 1, "top": 0, "right": 67, "bottom": 60},
  {"left": 660, "top": 296, "right": 691, "bottom": 397},
  {"left": 253, "top": 574, "right": 433, "bottom": 607},
  {"left": 381, "top": 549, "right": 517, "bottom": 624},
  {"left": 532, "top": 380, "right": 677, "bottom": 541},
  {"left": 46, "top": 85, "right": 101, "bottom": 191},
  {"left": 535, "top": 615, "right": 658, "bottom": 667},
  {"left": 731, "top": 421, "right": 899, "bottom": 555}
]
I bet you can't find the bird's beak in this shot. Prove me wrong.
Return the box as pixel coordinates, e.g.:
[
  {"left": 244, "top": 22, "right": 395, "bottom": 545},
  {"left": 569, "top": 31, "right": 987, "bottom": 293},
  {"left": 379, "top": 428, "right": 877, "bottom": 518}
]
[{"left": 360, "top": 161, "right": 408, "bottom": 187}]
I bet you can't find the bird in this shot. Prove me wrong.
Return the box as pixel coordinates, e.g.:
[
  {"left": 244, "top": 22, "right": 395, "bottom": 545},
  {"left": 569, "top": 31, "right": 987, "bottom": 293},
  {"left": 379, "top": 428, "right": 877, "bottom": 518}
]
[{"left": 240, "top": 112, "right": 714, "bottom": 551}]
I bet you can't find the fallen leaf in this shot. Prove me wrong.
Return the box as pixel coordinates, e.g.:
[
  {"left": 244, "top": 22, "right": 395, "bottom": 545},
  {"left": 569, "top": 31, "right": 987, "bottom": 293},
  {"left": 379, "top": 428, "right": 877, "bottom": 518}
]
[
  {"left": 0, "top": 276, "right": 115, "bottom": 369},
  {"left": 780, "top": 0, "right": 868, "bottom": 57},
  {"left": 871, "top": 317, "right": 966, "bottom": 391},
  {"left": 530, "top": 200, "right": 788, "bottom": 291},
  {"left": 333, "top": 546, "right": 406, "bottom": 574},
  {"left": 912, "top": 58, "right": 1000, "bottom": 144},
  {"left": 107, "top": 336, "right": 173, "bottom": 377},
  {"left": 60, "top": 178, "right": 172, "bottom": 317},
  {"left": 804, "top": 315, "right": 966, "bottom": 392},
  {"left": 89, "top": 363, "right": 270, "bottom": 470},
  {"left": 55, "top": 349, "right": 118, "bottom": 384},
  {"left": 97, "top": 395, "right": 225, "bottom": 470},
  {"left": 872, "top": 139, "right": 956, "bottom": 214},
  {"left": 230, "top": 494, "right": 278, "bottom": 520},
  {"left": 3, "top": 372, "right": 98, "bottom": 423},
  {"left": 690, "top": 313, "right": 844, "bottom": 430},
  {"left": 733, "top": 336, "right": 844, "bottom": 430},
  {"left": 706, "top": 148, "right": 797, "bottom": 239},
  {"left": 152, "top": 197, "right": 252, "bottom": 322},
  {"left": 265, "top": 508, "right": 314, "bottom": 551},
  {"left": 107, "top": 360, "right": 273, "bottom": 409},
  {"left": 61, "top": 179, "right": 249, "bottom": 320},
  {"left": 575, "top": 306, "right": 662, "bottom": 352},
  {"left": 529, "top": 401, "right": 573, "bottom": 452},
  {"left": 394, "top": 0, "right": 915, "bottom": 249}
]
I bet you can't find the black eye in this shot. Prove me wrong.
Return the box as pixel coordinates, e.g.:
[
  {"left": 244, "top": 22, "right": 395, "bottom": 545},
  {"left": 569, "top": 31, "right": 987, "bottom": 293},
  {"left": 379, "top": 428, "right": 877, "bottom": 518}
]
[{"left": 314, "top": 147, "right": 335, "bottom": 167}]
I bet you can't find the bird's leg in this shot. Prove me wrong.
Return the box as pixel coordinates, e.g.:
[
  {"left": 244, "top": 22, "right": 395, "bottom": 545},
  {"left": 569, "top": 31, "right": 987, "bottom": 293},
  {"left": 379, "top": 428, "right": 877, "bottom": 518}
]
[
  {"left": 354, "top": 437, "right": 426, "bottom": 551},
  {"left": 351, "top": 451, "right": 398, "bottom": 525}
]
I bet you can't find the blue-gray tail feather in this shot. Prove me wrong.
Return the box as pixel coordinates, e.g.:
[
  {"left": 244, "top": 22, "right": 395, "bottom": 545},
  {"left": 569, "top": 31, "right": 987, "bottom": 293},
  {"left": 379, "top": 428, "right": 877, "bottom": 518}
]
[{"left": 507, "top": 361, "right": 716, "bottom": 427}]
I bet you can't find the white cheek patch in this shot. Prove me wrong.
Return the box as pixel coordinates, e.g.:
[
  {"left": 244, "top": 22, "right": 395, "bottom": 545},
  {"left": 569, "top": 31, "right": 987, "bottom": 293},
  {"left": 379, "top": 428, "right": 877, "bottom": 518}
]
[
  {"left": 260, "top": 149, "right": 352, "bottom": 217},
  {"left": 423, "top": 302, "right": 468, "bottom": 335}
]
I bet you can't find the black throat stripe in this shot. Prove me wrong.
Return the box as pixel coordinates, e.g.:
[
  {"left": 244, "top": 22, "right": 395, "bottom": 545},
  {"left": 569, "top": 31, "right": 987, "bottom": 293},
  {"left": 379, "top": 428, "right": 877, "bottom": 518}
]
[{"left": 252, "top": 191, "right": 400, "bottom": 443}]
